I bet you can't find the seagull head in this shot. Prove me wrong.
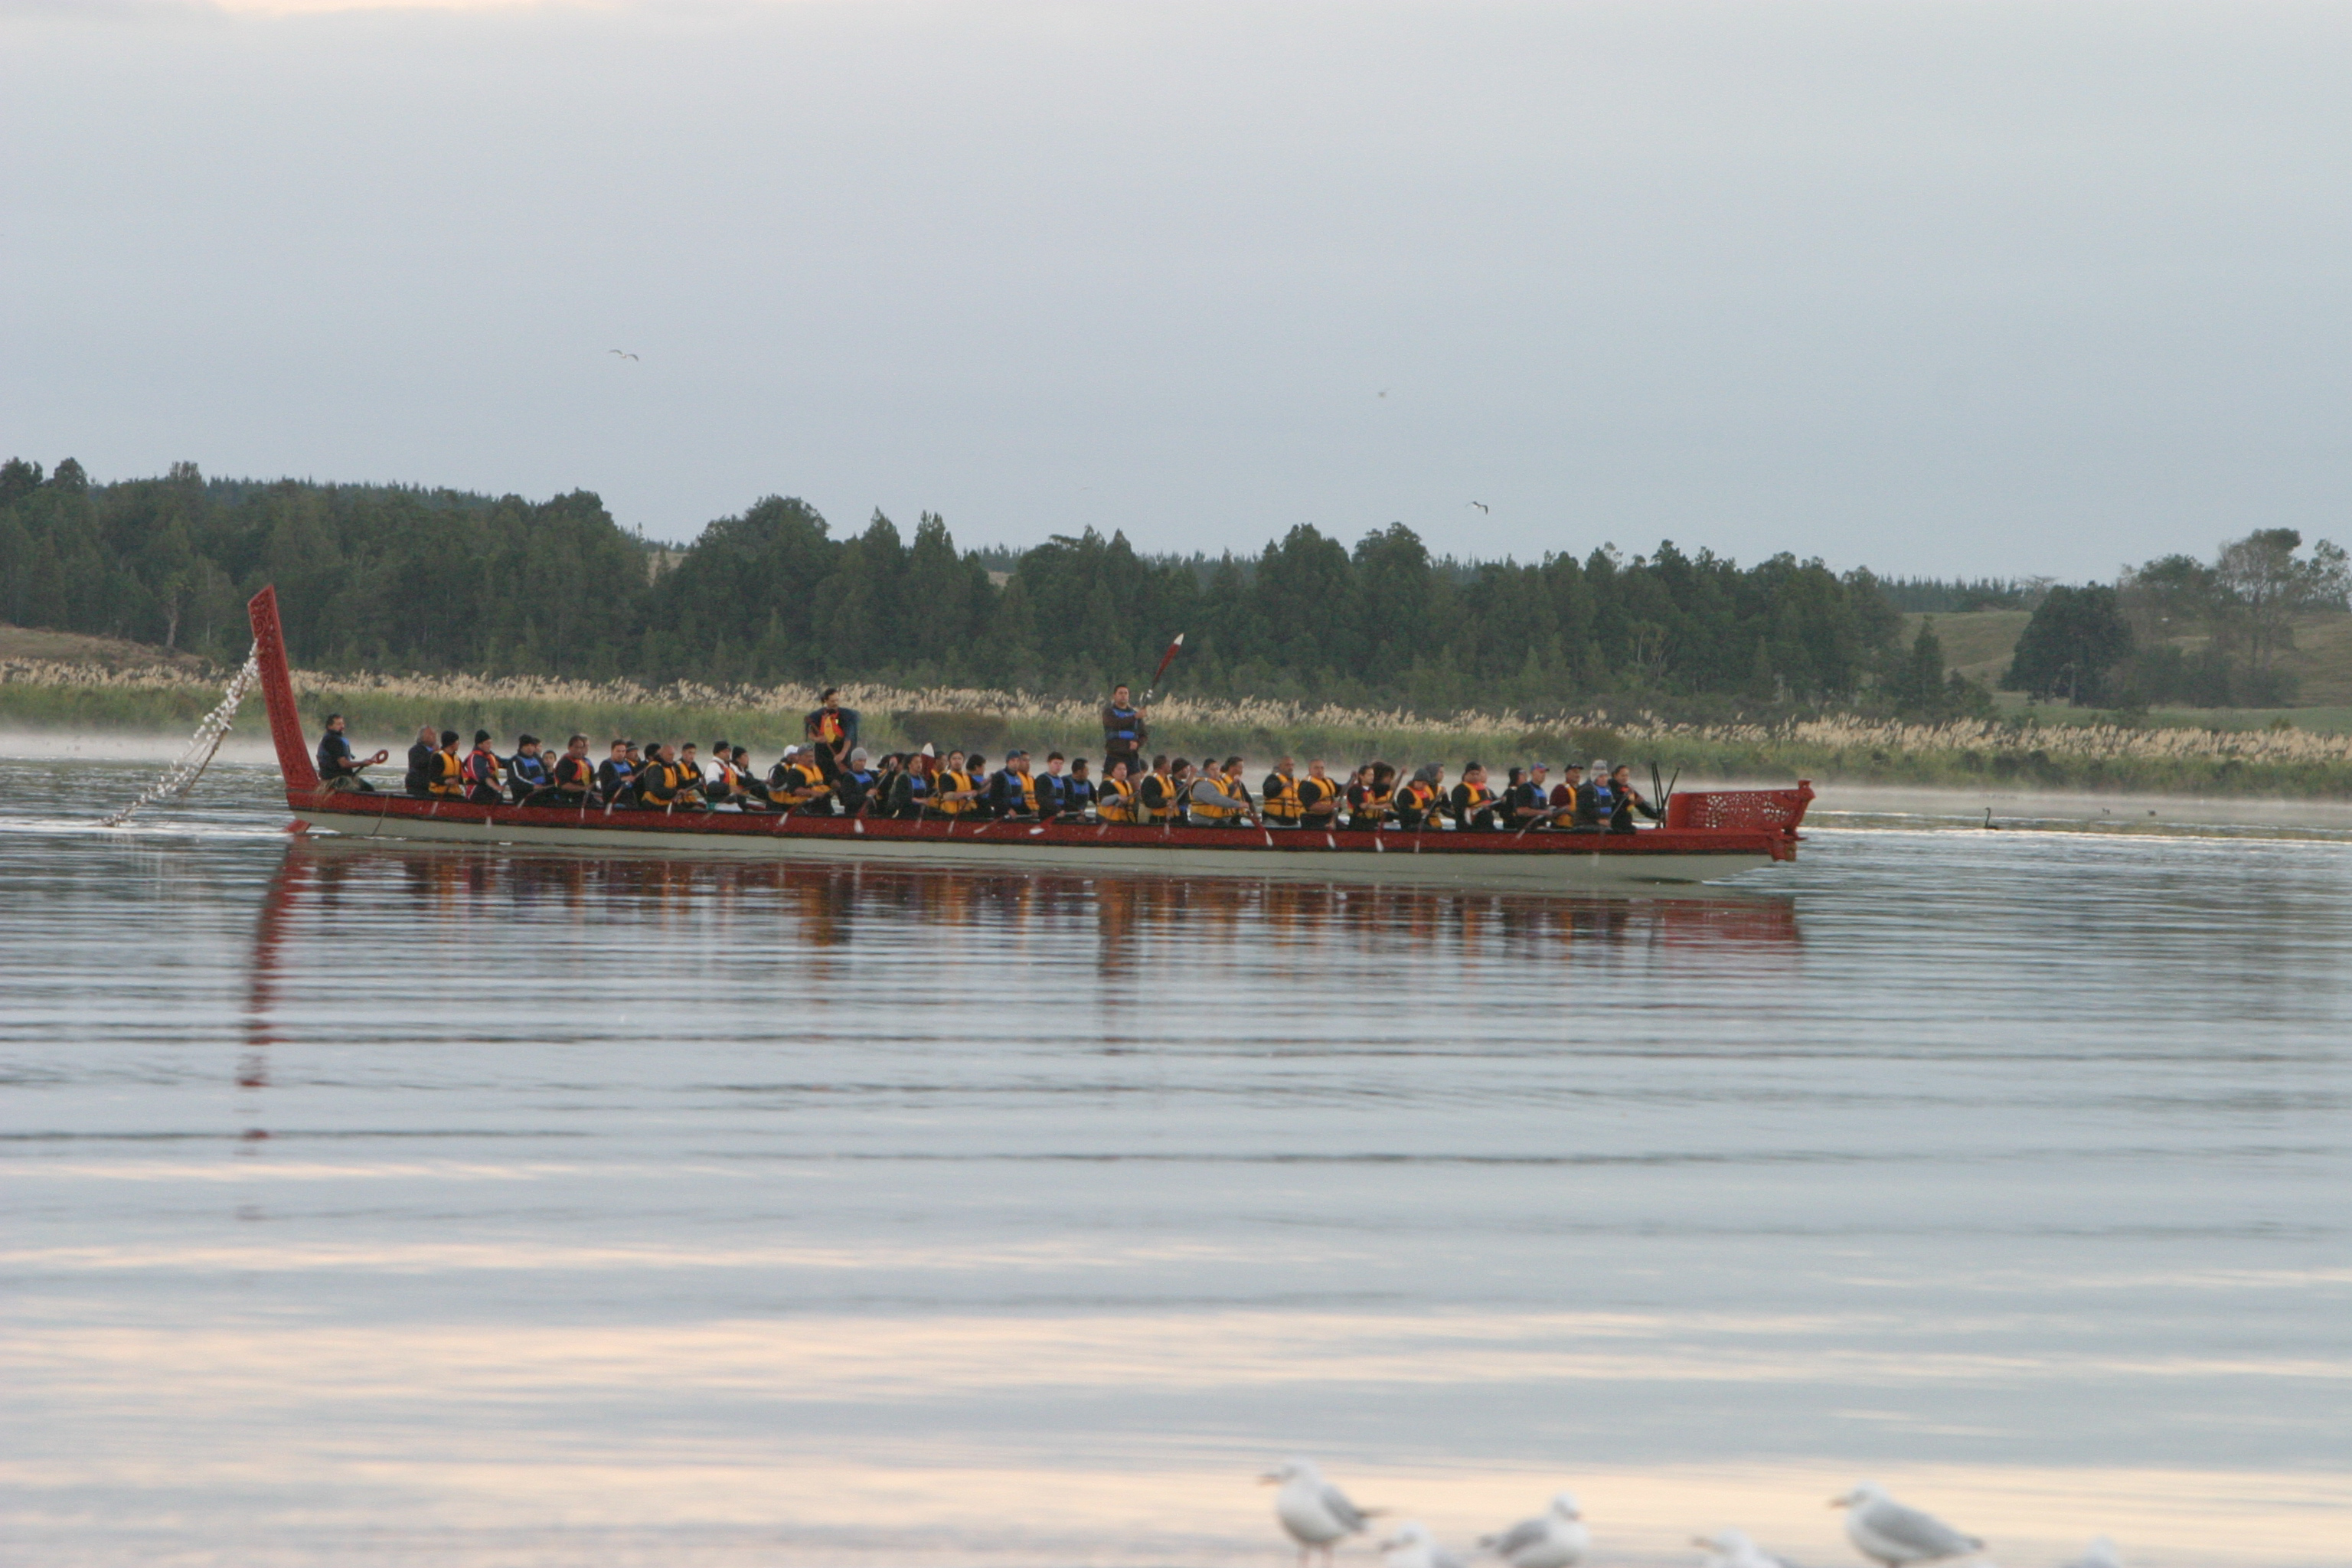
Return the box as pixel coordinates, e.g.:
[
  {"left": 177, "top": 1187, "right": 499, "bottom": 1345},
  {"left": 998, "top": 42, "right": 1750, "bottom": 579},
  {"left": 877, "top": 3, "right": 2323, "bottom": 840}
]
[
  {"left": 1550, "top": 1491, "right": 1583, "bottom": 1521},
  {"left": 1260, "top": 1458, "right": 1318, "bottom": 1487},
  {"left": 1829, "top": 1481, "right": 1884, "bottom": 1509},
  {"left": 1379, "top": 1522, "right": 1432, "bottom": 1552}
]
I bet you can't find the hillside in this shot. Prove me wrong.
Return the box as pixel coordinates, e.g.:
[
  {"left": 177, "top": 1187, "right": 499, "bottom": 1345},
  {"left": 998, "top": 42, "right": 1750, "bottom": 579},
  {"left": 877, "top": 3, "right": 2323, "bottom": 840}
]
[{"left": 1906, "top": 608, "right": 2352, "bottom": 713}]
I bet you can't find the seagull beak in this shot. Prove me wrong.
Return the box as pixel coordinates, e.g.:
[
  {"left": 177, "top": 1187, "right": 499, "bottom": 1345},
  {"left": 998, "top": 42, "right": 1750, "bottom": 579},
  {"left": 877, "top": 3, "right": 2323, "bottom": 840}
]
[
  {"left": 1690, "top": 1537, "right": 1715, "bottom": 1550},
  {"left": 1828, "top": 1495, "right": 1851, "bottom": 1508},
  {"left": 1259, "top": 1474, "right": 1282, "bottom": 1485}
]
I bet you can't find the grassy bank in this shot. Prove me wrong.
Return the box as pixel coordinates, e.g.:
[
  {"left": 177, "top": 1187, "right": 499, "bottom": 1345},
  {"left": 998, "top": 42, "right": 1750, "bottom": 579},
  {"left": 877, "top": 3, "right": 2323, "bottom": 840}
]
[{"left": 14, "top": 658, "right": 2352, "bottom": 796}]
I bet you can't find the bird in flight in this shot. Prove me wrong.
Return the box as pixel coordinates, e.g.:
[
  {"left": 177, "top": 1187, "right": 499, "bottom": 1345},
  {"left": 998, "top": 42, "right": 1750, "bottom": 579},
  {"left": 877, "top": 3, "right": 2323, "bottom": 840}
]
[
  {"left": 1468, "top": 501, "right": 1489, "bottom": 513},
  {"left": 609, "top": 349, "right": 639, "bottom": 361},
  {"left": 1377, "top": 389, "right": 1389, "bottom": 398}
]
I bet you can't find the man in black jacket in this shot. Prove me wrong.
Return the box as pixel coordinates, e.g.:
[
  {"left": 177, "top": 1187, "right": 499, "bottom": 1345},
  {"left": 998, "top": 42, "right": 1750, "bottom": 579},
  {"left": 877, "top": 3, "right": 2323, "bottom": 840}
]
[{"left": 403, "top": 724, "right": 439, "bottom": 796}]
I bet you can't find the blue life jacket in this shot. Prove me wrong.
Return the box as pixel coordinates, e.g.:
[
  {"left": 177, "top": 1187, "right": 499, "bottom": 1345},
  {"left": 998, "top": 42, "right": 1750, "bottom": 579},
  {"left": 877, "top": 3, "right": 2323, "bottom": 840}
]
[
  {"left": 1105, "top": 704, "right": 1141, "bottom": 746},
  {"left": 1588, "top": 781, "right": 1617, "bottom": 815},
  {"left": 1065, "top": 778, "right": 1096, "bottom": 810},
  {"left": 511, "top": 753, "right": 550, "bottom": 786},
  {"left": 1035, "top": 773, "right": 1067, "bottom": 813}
]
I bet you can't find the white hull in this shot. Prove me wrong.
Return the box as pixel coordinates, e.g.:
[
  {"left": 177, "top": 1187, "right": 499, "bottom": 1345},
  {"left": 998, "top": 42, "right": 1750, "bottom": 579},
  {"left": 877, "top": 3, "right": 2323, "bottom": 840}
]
[{"left": 292, "top": 809, "right": 1775, "bottom": 890}]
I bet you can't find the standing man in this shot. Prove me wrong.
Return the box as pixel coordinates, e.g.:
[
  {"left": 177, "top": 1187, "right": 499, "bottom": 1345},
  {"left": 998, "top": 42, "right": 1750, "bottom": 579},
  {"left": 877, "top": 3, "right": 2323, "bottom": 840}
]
[
  {"left": 1101, "top": 684, "right": 1147, "bottom": 781},
  {"left": 803, "top": 688, "right": 858, "bottom": 777},
  {"left": 404, "top": 724, "right": 439, "bottom": 796},
  {"left": 315, "top": 714, "right": 386, "bottom": 792}
]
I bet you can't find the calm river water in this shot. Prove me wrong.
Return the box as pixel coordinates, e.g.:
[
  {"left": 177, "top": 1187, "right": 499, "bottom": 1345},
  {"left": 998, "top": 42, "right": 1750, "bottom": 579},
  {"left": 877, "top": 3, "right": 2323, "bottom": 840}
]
[{"left": 3, "top": 757, "right": 2347, "bottom": 1568}]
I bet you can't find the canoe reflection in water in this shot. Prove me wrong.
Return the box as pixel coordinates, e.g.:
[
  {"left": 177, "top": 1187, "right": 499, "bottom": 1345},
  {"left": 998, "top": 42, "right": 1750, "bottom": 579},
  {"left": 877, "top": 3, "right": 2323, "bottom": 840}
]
[{"left": 246, "top": 837, "right": 1799, "bottom": 999}]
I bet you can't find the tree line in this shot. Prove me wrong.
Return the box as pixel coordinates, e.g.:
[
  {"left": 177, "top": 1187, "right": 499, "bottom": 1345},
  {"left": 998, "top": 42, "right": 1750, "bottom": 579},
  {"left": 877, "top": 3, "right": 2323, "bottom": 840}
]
[
  {"left": 2, "top": 453, "right": 1986, "bottom": 717},
  {"left": 2003, "top": 530, "right": 2350, "bottom": 708}
]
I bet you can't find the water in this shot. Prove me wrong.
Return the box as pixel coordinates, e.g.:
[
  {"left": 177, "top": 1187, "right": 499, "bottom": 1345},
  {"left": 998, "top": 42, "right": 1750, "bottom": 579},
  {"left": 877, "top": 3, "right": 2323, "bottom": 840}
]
[{"left": 3, "top": 757, "right": 2347, "bottom": 1568}]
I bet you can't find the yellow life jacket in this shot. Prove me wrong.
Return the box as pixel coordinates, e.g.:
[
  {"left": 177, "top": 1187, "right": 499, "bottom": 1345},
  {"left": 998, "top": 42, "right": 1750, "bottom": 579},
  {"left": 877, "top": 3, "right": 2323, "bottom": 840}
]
[
  {"left": 1097, "top": 776, "right": 1135, "bottom": 823},
  {"left": 1353, "top": 783, "right": 1395, "bottom": 824},
  {"left": 782, "top": 762, "right": 827, "bottom": 805},
  {"left": 1456, "top": 784, "right": 1494, "bottom": 821},
  {"left": 1298, "top": 776, "right": 1338, "bottom": 818},
  {"left": 1191, "top": 776, "right": 1250, "bottom": 823},
  {"left": 936, "top": 767, "right": 974, "bottom": 815},
  {"left": 1263, "top": 771, "right": 1302, "bottom": 822},
  {"left": 1135, "top": 772, "right": 1174, "bottom": 823},
  {"left": 428, "top": 750, "right": 466, "bottom": 799},
  {"left": 1399, "top": 779, "right": 1439, "bottom": 824}
]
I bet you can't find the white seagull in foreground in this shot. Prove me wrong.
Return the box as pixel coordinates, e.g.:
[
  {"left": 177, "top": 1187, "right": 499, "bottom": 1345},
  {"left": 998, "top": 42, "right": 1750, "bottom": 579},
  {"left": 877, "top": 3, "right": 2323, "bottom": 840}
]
[
  {"left": 1831, "top": 1482, "right": 1984, "bottom": 1566},
  {"left": 1478, "top": 1491, "right": 1589, "bottom": 1568},
  {"left": 1694, "top": 1526, "right": 1805, "bottom": 1567},
  {"left": 2060, "top": 1540, "right": 2121, "bottom": 1568},
  {"left": 1381, "top": 1521, "right": 1471, "bottom": 1568},
  {"left": 1263, "top": 1458, "right": 1379, "bottom": 1566}
]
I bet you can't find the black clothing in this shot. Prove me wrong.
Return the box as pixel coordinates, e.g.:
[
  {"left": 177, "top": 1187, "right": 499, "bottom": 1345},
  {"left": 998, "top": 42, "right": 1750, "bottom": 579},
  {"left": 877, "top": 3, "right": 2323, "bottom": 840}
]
[
  {"left": 596, "top": 757, "right": 638, "bottom": 807},
  {"left": 1502, "top": 780, "right": 1546, "bottom": 828},
  {"left": 1448, "top": 782, "right": 1502, "bottom": 830},
  {"left": 405, "top": 740, "right": 436, "bottom": 797},
  {"left": 1101, "top": 703, "right": 1145, "bottom": 775},
  {"left": 508, "top": 752, "right": 552, "bottom": 805},
  {"left": 835, "top": 766, "right": 880, "bottom": 816}
]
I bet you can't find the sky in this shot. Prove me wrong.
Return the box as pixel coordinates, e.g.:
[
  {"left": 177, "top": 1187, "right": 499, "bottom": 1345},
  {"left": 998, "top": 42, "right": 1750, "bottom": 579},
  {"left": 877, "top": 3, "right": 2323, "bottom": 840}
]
[{"left": 3, "top": 1, "right": 2348, "bottom": 580}]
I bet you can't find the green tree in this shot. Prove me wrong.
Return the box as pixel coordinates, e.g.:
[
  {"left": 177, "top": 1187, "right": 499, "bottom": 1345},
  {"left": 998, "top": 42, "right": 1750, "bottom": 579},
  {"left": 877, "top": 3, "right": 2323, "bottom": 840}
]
[{"left": 2003, "top": 585, "right": 2135, "bottom": 704}]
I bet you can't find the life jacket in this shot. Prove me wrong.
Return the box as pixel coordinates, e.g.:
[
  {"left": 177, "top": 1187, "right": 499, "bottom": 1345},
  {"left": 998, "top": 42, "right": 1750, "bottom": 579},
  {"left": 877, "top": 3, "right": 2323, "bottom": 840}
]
[
  {"left": 464, "top": 746, "right": 503, "bottom": 791},
  {"left": 1104, "top": 704, "right": 1142, "bottom": 749},
  {"left": 936, "top": 768, "right": 974, "bottom": 815},
  {"left": 1351, "top": 782, "right": 1395, "bottom": 824},
  {"left": 554, "top": 754, "right": 594, "bottom": 792},
  {"left": 1096, "top": 776, "right": 1134, "bottom": 823},
  {"left": 1298, "top": 776, "right": 1337, "bottom": 818},
  {"left": 428, "top": 750, "right": 466, "bottom": 798},
  {"left": 897, "top": 770, "right": 933, "bottom": 814},
  {"left": 779, "top": 761, "right": 827, "bottom": 806},
  {"left": 840, "top": 767, "right": 877, "bottom": 811},
  {"left": 1397, "top": 779, "right": 1439, "bottom": 825},
  {"left": 1454, "top": 784, "right": 1495, "bottom": 824},
  {"left": 635, "top": 759, "right": 675, "bottom": 805},
  {"left": 1190, "top": 776, "right": 1250, "bottom": 823},
  {"left": 1262, "top": 771, "right": 1302, "bottom": 822},
  {"left": 808, "top": 709, "right": 846, "bottom": 750},
  {"left": 1583, "top": 780, "right": 1618, "bottom": 824},
  {"left": 510, "top": 753, "right": 550, "bottom": 788},
  {"left": 1135, "top": 773, "right": 1174, "bottom": 822},
  {"left": 671, "top": 761, "right": 707, "bottom": 801},
  {"left": 708, "top": 757, "right": 739, "bottom": 795},
  {"left": 1063, "top": 777, "right": 1095, "bottom": 812}
]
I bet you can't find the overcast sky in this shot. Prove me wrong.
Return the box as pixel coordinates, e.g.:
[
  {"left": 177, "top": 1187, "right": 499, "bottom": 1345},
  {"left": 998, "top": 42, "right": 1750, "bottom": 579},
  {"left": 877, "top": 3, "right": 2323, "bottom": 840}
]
[{"left": 4, "top": 1, "right": 2347, "bottom": 580}]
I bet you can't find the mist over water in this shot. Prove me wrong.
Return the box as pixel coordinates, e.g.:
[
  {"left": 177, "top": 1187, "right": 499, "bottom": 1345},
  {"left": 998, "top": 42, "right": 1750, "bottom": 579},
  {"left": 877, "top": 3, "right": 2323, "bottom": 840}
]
[{"left": 3, "top": 760, "right": 2347, "bottom": 1566}]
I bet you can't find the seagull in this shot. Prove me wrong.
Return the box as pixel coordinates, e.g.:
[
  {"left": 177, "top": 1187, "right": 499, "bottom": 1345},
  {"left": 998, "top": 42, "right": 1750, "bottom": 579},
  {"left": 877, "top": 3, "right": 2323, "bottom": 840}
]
[
  {"left": 1830, "top": 1481, "right": 1984, "bottom": 1566},
  {"left": 609, "top": 349, "right": 639, "bottom": 361},
  {"left": 2060, "top": 1539, "right": 2121, "bottom": 1568},
  {"left": 1382, "top": 1521, "right": 1471, "bottom": 1568},
  {"left": 1378, "top": 389, "right": 1389, "bottom": 397},
  {"left": 1263, "top": 1459, "right": 1379, "bottom": 1567},
  {"left": 1693, "top": 1527, "right": 1804, "bottom": 1568},
  {"left": 1468, "top": 501, "right": 1490, "bottom": 513},
  {"left": 1478, "top": 1491, "right": 1589, "bottom": 1568}
]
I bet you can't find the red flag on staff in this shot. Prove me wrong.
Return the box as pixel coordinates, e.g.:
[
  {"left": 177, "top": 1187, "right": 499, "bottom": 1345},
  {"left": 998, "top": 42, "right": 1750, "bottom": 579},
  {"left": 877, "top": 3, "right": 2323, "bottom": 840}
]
[{"left": 1145, "top": 632, "right": 1185, "bottom": 699}]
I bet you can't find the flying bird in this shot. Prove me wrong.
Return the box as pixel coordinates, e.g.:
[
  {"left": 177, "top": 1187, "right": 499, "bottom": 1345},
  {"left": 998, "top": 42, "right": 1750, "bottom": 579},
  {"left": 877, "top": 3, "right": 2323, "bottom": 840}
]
[
  {"left": 1478, "top": 1491, "right": 1588, "bottom": 1568},
  {"left": 1262, "top": 1459, "right": 1378, "bottom": 1567},
  {"left": 1468, "top": 501, "right": 1489, "bottom": 513},
  {"left": 609, "top": 349, "right": 639, "bottom": 361},
  {"left": 1378, "top": 388, "right": 1389, "bottom": 397},
  {"left": 1829, "top": 1481, "right": 1984, "bottom": 1566}
]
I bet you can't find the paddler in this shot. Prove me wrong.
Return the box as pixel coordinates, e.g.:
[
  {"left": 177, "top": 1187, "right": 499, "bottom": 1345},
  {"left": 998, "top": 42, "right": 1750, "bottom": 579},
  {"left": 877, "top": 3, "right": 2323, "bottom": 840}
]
[
  {"left": 549, "top": 735, "right": 596, "bottom": 805},
  {"left": 1260, "top": 756, "right": 1303, "bottom": 826},
  {"left": 314, "top": 714, "right": 386, "bottom": 792},
  {"left": 403, "top": 724, "right": 439, "bottom": 796},
  {"left": 1447, "top": 761, "right": 1501, "bottom": 830},
  {"left": 1297, "top": 760, "right": 1341, "bottom": 827},
  {"left": 462, "top": 730, "right": 505, "bottom": 804},
  {"left": 1096, "top": 759, "right": 1135, "bottom": 823},
  {"left": 506, "top": 734, "right": 554, "bottom": 805},
  {"left": 1184, "top": 756, "right": 1261, "bottom": 827},
  {"left": 1393, "top": 763, "right": 1446, "bottom": 828},
  {"left": 596, "top": 740, "right": 635, "bottom": 806},
  {"left": 426, "top": 730, "right": 466, "bottom": 799},
  {"left": 1134, "top": 755, "right": 1176, "bottom": 824}
]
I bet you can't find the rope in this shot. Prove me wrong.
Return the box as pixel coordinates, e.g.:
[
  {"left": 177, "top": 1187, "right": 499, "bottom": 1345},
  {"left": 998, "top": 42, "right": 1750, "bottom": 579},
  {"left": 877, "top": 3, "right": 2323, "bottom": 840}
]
[{"left": 100, "top": 648, "right": 262, "bottom": 828}]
